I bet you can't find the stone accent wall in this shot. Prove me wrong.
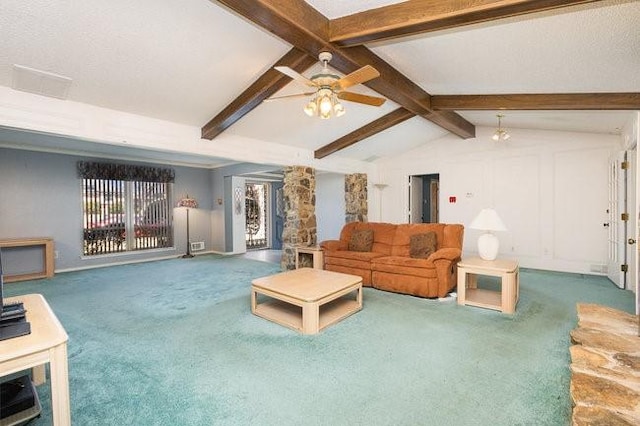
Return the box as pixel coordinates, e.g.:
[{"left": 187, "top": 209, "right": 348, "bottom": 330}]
[
  {"left": 570, "top": 303, "right": 640, "bottom": 425},
  {"left": 345, "top": 173, "right": 368, "bottom": 223},
  {"left": 281, "top": 166, "right": 316, "bottom": 270}
]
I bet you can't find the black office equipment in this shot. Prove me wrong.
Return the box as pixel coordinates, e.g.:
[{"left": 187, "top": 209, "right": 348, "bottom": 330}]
[
  {"left": 0, "top": 249, "right": 31, "bottom": 341},
  {"left": 0, "top": 375, "right": 42, "bottom": 425}
]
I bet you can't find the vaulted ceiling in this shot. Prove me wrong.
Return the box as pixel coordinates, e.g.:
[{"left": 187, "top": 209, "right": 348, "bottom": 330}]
[{"left": 1, "top": 0, "right": 639, "bottom": 165}]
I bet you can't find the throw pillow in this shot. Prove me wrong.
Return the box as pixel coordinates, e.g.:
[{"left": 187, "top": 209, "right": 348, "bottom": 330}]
[
  {"left": 409, "top": 232, "right": 437, "bottom": 259},
  {"left": 348, "top": 229, "right": 374, "bottom": 252}
]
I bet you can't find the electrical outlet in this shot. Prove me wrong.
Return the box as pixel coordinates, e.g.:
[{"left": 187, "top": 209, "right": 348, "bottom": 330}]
[{"left": 54, "top": 250, "right": 59, "bottom": 259}]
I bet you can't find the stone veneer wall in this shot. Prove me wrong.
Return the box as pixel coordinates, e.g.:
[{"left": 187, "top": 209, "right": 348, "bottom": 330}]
[
  {"left": 345, "top": 173, "right": 368, "bottom": 223},
  {"left": 569, "top": 303, "right": 640, "bottom": 425},
  {"left": 281, "top": 166, "right": 316, "bottom": 270}
]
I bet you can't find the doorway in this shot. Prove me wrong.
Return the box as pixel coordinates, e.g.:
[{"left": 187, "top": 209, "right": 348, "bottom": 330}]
[
  {"left": 245, "top": 182, "right": 270, "bottom": 250},
  {"left": 409, "top": 174, "right": 439, "bottom": 223}
]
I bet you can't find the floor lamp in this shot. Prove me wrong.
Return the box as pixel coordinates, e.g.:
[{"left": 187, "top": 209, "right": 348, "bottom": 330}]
[{"left": 177, "top": 195, "right": 198, "bottom": 258}]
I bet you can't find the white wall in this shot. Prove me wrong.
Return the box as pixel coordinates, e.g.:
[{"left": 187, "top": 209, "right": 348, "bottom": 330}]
[
  {"left": 316, "top": 172, "right": 346, "bottom": 242},
  {"left": 0, "top": 148, "right": 213, "bottom": 271},
  {"left": 376, "top": 126, "right": 621, "bottom": 275}
]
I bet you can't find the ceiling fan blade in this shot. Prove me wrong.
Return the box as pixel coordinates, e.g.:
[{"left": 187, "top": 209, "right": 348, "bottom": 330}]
[
  {"left": 332, "top": 65, "right": 380, "bottom": 91},
  {"left": 264, "top": 92, "right": 315, "bottom": 102},
  {"left": 337, "top": 91, "right": 386, "bottom": 106},
  {"left": 274, "top": 66, "right": 317, "bottom": 87}
]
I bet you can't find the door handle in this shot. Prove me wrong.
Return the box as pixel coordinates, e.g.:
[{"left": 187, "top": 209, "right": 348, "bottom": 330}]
[
  {"left": 628, "top": 238, "right": 636, "bottom": 245},
  {"left": 603, "top": 223, "right": 610, "bottom": 227}
]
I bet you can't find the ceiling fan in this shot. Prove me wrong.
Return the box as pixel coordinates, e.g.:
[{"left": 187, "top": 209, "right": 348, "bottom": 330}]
[{"left": 268, "top": 52, "right": 386, "bottom": 119}]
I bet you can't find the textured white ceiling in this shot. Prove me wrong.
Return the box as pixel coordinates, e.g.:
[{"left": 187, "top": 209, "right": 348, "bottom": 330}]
[
  {"left": 0, "top": 0, "right": 637, "bottom": 165},
  {"left": 370, "top": 0, "right": 640, "bottom": 95},
  {"left": 305, "top": 0, "right": 407, "bottom": 18},
  {"left": 0, "top": 0, "right": 290, "bottom": 126}
]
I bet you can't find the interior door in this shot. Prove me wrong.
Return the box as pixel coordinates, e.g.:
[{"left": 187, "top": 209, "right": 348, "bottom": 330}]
[
  {"left": 271, "top": 181, "right": 284, "bottom": 250},
  {"left": 607, "top": 152, "right": 626, "bottom": 288},
  {"left": 430, "top": 179, "right": 439, "bottom": 223},
  {"left": 409, "top": 176, "right": 423, "bottom": 223},
  {"left": 627, "top": 147, "right": 637, "bottom": 293}
]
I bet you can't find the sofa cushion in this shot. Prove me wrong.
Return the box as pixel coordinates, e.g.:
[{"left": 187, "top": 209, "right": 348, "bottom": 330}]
[
  {"left": 324, "top": 251, "right": 386, "bottom": 270},
  {"left": 339, "top": 222, "right": 396, "bottom": 255},
  {"left": 325, "top": 250, "right": 386, "bottom": 261},
  {"left": 372, "top": 256, "right": 438, "bottom": 278},
  {"left": 348, "top": 229, "right": 374, "bottom": 252},
  {"left": 390, "top": 224, "right": 445, "bottom": 257},
  {"left": 409, "top": 232, "right": 437, "bottom": 259}
]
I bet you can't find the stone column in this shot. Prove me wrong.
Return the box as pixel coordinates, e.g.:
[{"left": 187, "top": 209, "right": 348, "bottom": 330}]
[
  {"left": 281, "top": 166, "right": 317, "bottom": 270},
  {"left": 345, "top": 173, "right": 368, "bottom": 223}
]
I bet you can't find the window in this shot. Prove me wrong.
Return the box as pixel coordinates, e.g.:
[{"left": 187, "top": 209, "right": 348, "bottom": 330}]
[{"left": 78, "top": 162, "right": 174, "bottom": 256}]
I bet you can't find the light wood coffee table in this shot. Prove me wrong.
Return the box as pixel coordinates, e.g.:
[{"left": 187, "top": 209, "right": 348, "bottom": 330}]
[{"left": 251, "top": 268, "right": 362, "bottom": 334}]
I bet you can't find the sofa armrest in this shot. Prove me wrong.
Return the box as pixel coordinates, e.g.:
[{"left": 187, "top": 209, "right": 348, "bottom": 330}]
[
  {"left": 427, "top": 248, "right": 462, "bottom": 263},
  {"left": 320, "top": 240, "right": 348, "bottom": 251},
  {"left": 427, "top": 248, "right": 462, "bottom": 298}
]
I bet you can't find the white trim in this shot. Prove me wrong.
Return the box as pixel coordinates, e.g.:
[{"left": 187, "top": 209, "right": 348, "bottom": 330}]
[
  {"left": 79, "top": 247, "right": 176, "bottom": 261},
  {"left": 57, "top": 250, "right": 217, "bottom": 273}
]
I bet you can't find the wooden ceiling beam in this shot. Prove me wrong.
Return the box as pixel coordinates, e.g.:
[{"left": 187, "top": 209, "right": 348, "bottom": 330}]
[
  {"left": 329, "top": 45, "right": 475, "bottom": 138},
  {"left": 431, "top": 93, "right": 640, "bottom": 110},
  {"left": 330, "top": 0, "right": 602, "bottom": 47},
  {"left": 315, "top": 108, "right": 414, "bottom": 159},
  {"left": 215, "top": 0, "right": 330, "bottom": 57},
  {"left": 201, "top": 48, "right": 316, "bottom": 140},
  {"left": 215, "top": 0, "right": 476, "bottom": 139}
]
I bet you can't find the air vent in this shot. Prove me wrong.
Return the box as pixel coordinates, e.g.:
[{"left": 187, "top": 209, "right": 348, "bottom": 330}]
[
  {"left": 589, "top": 264, "right": 607, "bottom": 273},
  {"left": 12, "top": 64, "right": 72, "bottom": 100},
  {"left": 190, "top": 242, "right": 205, "bottom": 252}
]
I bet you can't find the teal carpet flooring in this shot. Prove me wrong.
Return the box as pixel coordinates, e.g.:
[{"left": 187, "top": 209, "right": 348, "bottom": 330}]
[{"left": 3, "top": 255, "right": 635, "bottom": 425}]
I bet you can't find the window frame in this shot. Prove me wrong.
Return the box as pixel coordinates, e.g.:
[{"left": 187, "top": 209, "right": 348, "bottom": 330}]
[{"left": 81, "top": 177, "right": 174, "bottom": 257}]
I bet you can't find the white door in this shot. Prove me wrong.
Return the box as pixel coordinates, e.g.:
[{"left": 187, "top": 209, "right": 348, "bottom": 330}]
[
  {"left": 627, "top": 147, "right": 637, "bottom": 293},
  {"left": 409, "top": 176, "right": 423, "bottom": 223},
  {"left": 634, "top": 128, "right": 640, "bottom": 315},
  {"left": 607, "top": 152, "right": 627, "bottom": 288}
]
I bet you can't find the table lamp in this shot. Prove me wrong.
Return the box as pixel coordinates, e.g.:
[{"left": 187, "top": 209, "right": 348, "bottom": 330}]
[
  {"left": 176, "top": 195, "right": 198, "bottom": 258},
  {"left": 469, "top": 208, "right": 507, "bottom": 261}
]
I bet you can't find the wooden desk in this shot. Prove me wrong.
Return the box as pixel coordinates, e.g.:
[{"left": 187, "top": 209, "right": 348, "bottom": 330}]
[
  {"left": 0, "top": 294, "right": 70, "bottom": 425},
  {"left": 0, "top": 238, "right": 55, "bottom": 282},
  {"left": 457, "top": 257, "right": 519, "bottom": 314}
]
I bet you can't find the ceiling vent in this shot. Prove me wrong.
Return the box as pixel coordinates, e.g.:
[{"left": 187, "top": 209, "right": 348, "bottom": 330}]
[{"left": 11, "top": 64, "right": 72, "bottom": 100}]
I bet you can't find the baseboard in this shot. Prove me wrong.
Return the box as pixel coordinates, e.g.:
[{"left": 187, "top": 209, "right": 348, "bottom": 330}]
[{"left": 56, "top": 250, "right": 219, "bottom": 274}]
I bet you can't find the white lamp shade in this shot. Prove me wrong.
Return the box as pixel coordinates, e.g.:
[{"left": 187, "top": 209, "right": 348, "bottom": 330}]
[{"left": 469, "top": 208, "right": 507, "bottom": 232}]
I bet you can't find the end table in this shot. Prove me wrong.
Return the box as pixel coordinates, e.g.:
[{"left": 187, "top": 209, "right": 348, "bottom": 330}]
[
  {"left": 457, "top": 257, "right": 519, "bottom": 314},
  {"left": 295, "top": 246, "right": 324, "bottom": 269}
]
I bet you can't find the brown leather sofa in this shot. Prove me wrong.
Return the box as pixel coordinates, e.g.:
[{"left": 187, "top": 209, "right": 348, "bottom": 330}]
[{"left": 320, "top": 222, "right": 464, "bottom": 298}]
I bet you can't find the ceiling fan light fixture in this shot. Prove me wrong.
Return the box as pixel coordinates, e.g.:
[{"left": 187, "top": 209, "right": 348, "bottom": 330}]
[
  {"left": 303, "top": 99, "right": 316, "bottom": 117},
  {"left": 318, "top": 90, "right": 333, "bottom": 119},
  {"left": 493, "top": 114, "right": 510, "bottom": 141},
  {"left": 276, "top": 51, "right": 383, "bottom": 120}
]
